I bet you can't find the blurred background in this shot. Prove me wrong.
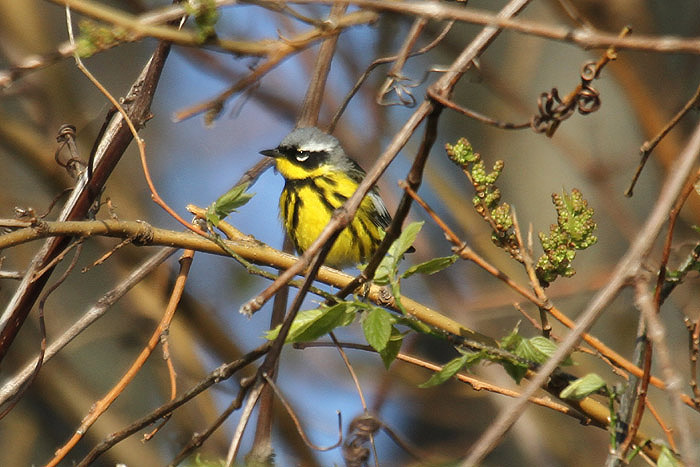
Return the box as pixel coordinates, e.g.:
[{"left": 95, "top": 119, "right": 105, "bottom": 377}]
[{"left": 1, "top": 0, "right": 699, "bottom": 465}]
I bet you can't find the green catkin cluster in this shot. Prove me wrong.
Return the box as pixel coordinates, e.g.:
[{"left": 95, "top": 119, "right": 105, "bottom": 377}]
[
  {"left": 447, "top": 138, "right": 597, "bottom": 287},
  {"left": 536, "top": 189, "right": 597, "bottom": 286},
  {"left": 185, "top": 0, "right": 220, "bottom": 43},
  {"left": 75, "top": 20, "right": 130, "bottom": 58},
  {"left": 446, "top": 138, "right": 519, "bottom": 259}
]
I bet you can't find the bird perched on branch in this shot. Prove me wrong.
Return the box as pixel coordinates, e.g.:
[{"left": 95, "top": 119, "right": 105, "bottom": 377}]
[{"left": 261, "top": 127, "right": 397, "bottom": 268}]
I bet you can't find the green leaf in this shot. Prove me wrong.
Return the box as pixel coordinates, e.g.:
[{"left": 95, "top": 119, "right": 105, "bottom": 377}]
[
  {"left": 378, "top": 329, "right": 403, "bottom": 369},
  {"left": 206, "top": 182, "right": 254, "bottom": 225},
  {"left": 373, "top": 260, "right": 391, "bottom": 286},
  {"left": 374, "top": 221, "right": 424, "bottom": 284},
  {"left": 265, "top": 308, "right": 320, "bottom": 341},
  {"left": 560, "top": 373, "right": 607, "bottom": 401},
  {"left": 419, "top": 353, "right": 470, "bottom": 388},
  {"left": 657, "top": 445, "right": 681, "bottom": 467},
  {"left": 363, "top": 308, "right": 393, "bottom": 352},
  {"left": 264, "top": 303, "right": 355, "bottom": 343},
  {"left": 514, "top": 336, "right": 572, "bottom": 366},
  {"left": 522, "top": 336, "right": 557, "bottom": 363},
  {"left": 393, "top": 221, "right": 423, "bottom": 257},
  {"left": 401, "top": 255, "right": 458, "bottom": 279},
  {"left": 499, "top": 323, "right": 522, "bottom": 350},
  {"left": 502, "top": 361, "right": 529, "bottom": 384}
]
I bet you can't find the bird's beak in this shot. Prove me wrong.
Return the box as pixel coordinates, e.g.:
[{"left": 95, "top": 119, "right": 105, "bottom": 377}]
[{"left": 260, "top": 148, "right": 280, "bottom": 158}]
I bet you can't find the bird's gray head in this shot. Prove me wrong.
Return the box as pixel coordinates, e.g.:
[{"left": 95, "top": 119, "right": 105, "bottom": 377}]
[
  {"left": 261, "top": 127, "right": 352, "bottom": 178},
  {"left": 280, "top": 127, "right": 341, "bottom": 154}
]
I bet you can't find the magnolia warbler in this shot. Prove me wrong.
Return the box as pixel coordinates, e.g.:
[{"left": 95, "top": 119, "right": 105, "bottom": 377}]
[{"left": 261, "top": 127, "right": 398, "bottom": 268}]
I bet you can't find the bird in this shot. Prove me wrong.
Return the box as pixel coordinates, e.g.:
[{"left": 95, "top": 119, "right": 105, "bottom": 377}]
[{"left": 260, "top": 127, "right": 394, "bottom": 269}]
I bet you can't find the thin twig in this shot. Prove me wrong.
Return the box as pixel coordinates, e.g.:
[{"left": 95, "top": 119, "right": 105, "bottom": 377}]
[
  {"left": 76, "top": 343, "right": 271, "bottom": 465},
  {"left": 0, "top": 248, "right": 176, "bottom": 408},
  {"left": 330, "top": 20, "right": 454, "bottom": 131},
  {"left": 173, "top": 10, "right": 377, "bottom": 122},
  {"left": 429, "top": 91, "right": 531, "bottom": 129},
  {"left": 297, "top": 341, "right": 587, "bottom": 421},
  {"left": 294, "top": 0, "right": 700, "bottom": 54},
  {"left": 462, "top": 114, "right": 700, "bottom": 467},
  {"left": 225, "top": 380, "right": 266, "bottom": 465},
  {"left": 626, "top": 81, "right": 700, "bottom": 196},
  {"left": 634, "top": 281, "right": 697, "bottom": 466},
  {"left": 0, "top": 241, "right": 83, "bottom": 420},
  {"left": 0, "top": 15, "right": 171, "bottom": 365},
  {"left": 169, "top": 378, "right": 253, "bottom": 466},
  {"left": 511, "top": 210, "right": 551, "bottom": 337},
  {"left": 262, "top": 372, "right": 343, "bottom": 451},
  {"left": 46, "top": 249, "right": 194, "bottom": 466}
]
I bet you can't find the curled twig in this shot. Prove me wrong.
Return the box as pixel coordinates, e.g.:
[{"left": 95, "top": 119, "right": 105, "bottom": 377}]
[
  {"left": 531, "top": 26, "right": 629, "bottom": 136},
  {"left": 54, "top": 124, "right": 86, "bottom": 179},
  {"left": 330, "top": 20, "right": 454, "bottom": 131}
]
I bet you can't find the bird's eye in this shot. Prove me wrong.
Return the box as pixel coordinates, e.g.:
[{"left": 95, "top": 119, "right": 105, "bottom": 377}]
[{"left": 295, "top": 153, "right": 310, "bottom": 162}]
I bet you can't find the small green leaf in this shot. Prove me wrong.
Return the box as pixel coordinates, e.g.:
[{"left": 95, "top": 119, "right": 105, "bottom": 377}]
[
  {"left": 378, "top": 329, "right": 403, "bottom": 369},
  {"left": 513, "top": 336, "right": 572, "bottom": 366},
  {"left": 502, "top": 361, "right": 529, "bottom": 384},
  {"left": 265, "top": 308, "right": 322, "bottom": 341},
  {"left": 401, "top": 255, "right": 458, "bottom": 279},
  {"left": 374, "top": 221, "right": 424, "bottom": 284},
  {"left": 373, "top": 260, "right": 391, "bottom": 286},
  {"left": 560, "top": 373, "right": 607, "bottom": 400},
  {"left": 499, "top": 323, "right": 522, "bottom": 350},
  {"left": 524, "top": 336, "right": 558, "bottom": 362},
  {"left": 292, "top": 303, "right": 355, "bottom": 342},
  {"left": 206, "top": 182, "right": 254, "bottom": 225},
  {"left": 419, "top": 354, "right": 470, "bottom": 388},
  {"left": 264, "top": 303, "right": 355, "bottom": 343},
  {"left": 363, "top": 308, "right": 393, "bottom": 352},
  {"left": 394, "top": 221, "right": 423, "bottom": 257},
  {"left": 657, "top": 445, "right": 681, "bottom": 467}
]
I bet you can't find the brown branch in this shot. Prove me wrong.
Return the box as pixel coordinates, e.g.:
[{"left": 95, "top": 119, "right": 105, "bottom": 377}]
[
  {"left": 330, "top": 19, "right": 454, "bottom": 132},
  {"left": 463, "top": 114, "right": 700, "bottom": 467},
  {"left": 0, "top": 40, "right": 172, "bottom": 365},
  {"left": 173, "top": 9, "right": 377, "bottom": 122},
  {"left": 626, "top": 81, "right": 700, "bottom": 196},
  {"left": 293, "top": 0, "right": 700, "bottom": 54},
  {"left": 45, "top": 249, "right": 194, "bottom": 466},
  {"left": 169, "top": 378, "right": 253, "bottom": 466},
  {"left": 619, "top": 168, "right": 700, "bottom": 457},
  {"left": 76, "top": 343, "right": 271, "bottom": 465},
  {"left": 0, "top": 248, "right": 176, "bottom": 408},
  {"left": 239, "top": 0, "right": 532, "bottom": 318},
  {"left": 298, "top": 2, "right": 348, "bottom": 129},
  {"left": 399, "top": 179, "right": 689, "bottom": 402}
]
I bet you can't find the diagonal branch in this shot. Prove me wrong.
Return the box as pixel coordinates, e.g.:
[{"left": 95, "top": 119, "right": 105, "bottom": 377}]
[
  {"left": 239, "top": 0, "right": 533, "bottom": 316},
  {"left": 463, "top": 118, "right": 700, "bottom": 466},
  {"left": 0, "top": 41, "right": 172, "bottom": 364}
]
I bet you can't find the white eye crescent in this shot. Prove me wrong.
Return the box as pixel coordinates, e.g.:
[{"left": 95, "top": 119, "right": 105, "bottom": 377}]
[{"left": 295, "top": 153, "right": 309, "bottom": 162}]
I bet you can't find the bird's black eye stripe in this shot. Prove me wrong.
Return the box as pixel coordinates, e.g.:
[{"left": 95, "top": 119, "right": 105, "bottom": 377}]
[{"left": 278, "top": 146, "right": 328, "bottom": 169}]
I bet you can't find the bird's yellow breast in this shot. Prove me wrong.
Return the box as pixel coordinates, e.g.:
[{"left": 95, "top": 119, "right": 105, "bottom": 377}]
[{"left": 279, "top": 174, "right": 384, "bottom": 268}]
